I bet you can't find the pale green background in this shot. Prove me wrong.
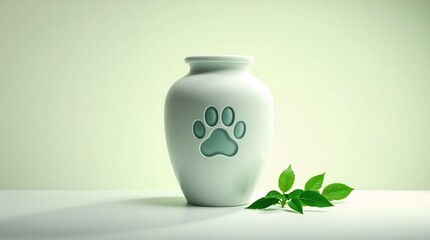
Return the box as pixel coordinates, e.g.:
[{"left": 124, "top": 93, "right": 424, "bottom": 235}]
[{"left": 1, "top": 0, "right": 429, "bottom": 190}]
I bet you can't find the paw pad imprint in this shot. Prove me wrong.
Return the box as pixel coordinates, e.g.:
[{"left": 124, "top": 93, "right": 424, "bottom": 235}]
[{"left": 193, "top": 106, "right": 246, "bottom": 157}]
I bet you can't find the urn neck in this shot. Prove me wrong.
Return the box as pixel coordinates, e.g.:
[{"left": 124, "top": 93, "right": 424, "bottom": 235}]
[{"left": 185, "top": 55, "right": 254, "bottom": 74}]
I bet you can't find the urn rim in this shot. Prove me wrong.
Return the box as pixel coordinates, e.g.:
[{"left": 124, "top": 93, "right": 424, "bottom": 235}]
[{"left": 185, "top": 55, "right": 254, "bottom": 65}]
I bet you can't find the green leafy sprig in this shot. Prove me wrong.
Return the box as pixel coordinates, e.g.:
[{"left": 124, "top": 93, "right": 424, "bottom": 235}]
[{"left": 246, "top": 164, "right": 353, "bottom": 214}]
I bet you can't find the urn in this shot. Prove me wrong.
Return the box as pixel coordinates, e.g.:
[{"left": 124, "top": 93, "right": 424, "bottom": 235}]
[{"left": 164, "top": 55, "right": 274, "bottom": 206}]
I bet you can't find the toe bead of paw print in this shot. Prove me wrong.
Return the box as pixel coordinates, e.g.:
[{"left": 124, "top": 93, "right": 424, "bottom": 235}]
[
  {"left": 204, "top": 106, "right": 218, "bottom": 126},
  {"left": 221, "top": 107, "right": 234, "bottom": 126},
  {"left": 234, "top": 121, "right": 246, "bottom": 139},
  {"left": 192, "top": 120, "right": 205, "bottom": 139},
  {"left": 192, "top": 106, "right": 247, "bottom": 157}
]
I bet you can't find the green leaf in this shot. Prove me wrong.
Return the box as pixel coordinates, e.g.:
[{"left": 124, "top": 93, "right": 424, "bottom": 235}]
[
  {"left": 265, "top": 190, "right": 284, "bottom": 200},
  {"left": 322, "top": 183, "right": 354, "bottom": 201},
  {"left": 246, "top": 197, "right": 278, "bottom": 209},
  {"left": 288, "top": 189, "right": 304, "bottom": 199},
  {"left": 288, "top": 198, "right": 303, "bottom": 214},
  {"left": 304, "top": 173, "right": 325, "bottom": 191},
  {"left": 278, "top": 164, "right": 295, "bottom": 193},
  {"left": 299, "top": 190, "right": 333, "bottom": 207}
]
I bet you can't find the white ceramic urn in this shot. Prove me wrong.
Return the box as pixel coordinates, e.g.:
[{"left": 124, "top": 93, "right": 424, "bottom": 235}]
[{"left": 164, "top": 55, "right": 274, "bottom": 206}]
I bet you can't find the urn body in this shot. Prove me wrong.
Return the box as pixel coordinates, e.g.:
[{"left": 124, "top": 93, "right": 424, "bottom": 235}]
[{"left": 164, "top": 56, "right": 274, "bottom": 206}]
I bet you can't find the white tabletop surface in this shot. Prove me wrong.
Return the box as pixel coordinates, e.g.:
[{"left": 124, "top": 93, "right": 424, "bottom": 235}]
[{"left": 0, "top": 190, "right": 429, "bottom": 240}]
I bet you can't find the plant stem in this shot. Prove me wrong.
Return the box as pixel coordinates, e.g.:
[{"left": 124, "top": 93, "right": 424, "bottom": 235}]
[{"left": 281, "top": 198, "right": 286, "bottom": 208}]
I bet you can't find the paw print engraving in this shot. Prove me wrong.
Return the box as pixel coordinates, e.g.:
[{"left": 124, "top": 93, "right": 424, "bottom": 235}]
[{"left": 193, "top": 106, "right": 246, "bottom": 157}]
